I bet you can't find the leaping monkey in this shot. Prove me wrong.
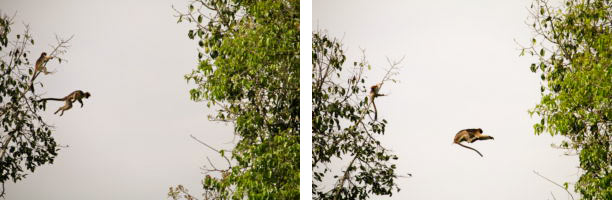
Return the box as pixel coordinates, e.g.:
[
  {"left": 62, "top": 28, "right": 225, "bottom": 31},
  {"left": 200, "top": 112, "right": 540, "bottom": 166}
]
[{"left": 453, "top": 128, "right": 494, "bottom": 157}]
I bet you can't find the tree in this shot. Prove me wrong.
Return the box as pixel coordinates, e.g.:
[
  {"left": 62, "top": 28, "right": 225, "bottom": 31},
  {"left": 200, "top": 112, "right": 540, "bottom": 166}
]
[
  {"left": 0, "top": 12, "right": 71, "bottom": 197},
  {"left": 170, "top": 0, "right": 299, "bottom": 199},
  {"left": 523, "top": 0, "right": 611, "bottom": 199},
  {"left": 312, "top": 31, "right": 404, "bottom": 200}
]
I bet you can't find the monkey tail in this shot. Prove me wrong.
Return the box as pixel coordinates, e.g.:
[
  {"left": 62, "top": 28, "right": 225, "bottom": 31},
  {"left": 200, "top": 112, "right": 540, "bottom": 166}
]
[
  {"left": 31, "top": 73, "right": 37, "bottom": 83},
  {"left": 457, "top": 143, "right": 483, "bottom": 157},
  {"left": 29, "top": 73, "right": 39, "bottom": 93},
  {"left": 39, "top": 98, "right": 64, "bottom": 102},
  {"left": 373, "top": 100, "right": 378, "bottom": 120}
]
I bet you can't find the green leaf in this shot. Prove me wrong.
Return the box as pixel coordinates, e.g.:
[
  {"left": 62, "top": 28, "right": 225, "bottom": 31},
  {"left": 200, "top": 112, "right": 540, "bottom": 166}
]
[
  {"left": 527, "top": 1, "right": 612, "bottom": 198},
  {"left": 188, "top": 30, "right": 194, "bottom": 39},
  {"left": 176, "top": 1, "right": 300, "bottom": 199}
]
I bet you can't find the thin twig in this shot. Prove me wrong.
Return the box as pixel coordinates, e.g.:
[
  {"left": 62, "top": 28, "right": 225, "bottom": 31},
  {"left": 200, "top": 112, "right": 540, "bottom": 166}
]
[
  {"left": 1, "top": 34, "right": 72, "bottom": 161},
  {"left": 533, "top": 170, "right": 575, "bottom": 200},
  {"left": 190, "top": 134, "right": 232, "bottom": 168},
  {"left": 0, "top": 182, "right": 5, "bottom": 198},
  {"left": 333, "top": 151, "right": 360, "bottom": 200}
]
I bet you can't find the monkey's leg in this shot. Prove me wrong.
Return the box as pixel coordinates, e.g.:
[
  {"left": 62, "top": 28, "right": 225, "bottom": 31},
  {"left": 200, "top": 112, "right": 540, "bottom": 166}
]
[
  {"left": 59, "top": 107, "right": 69, "bottom": 116},
  {"left": 58, "top": 102, "right": 72, "bottom": 116},
  {"left": 78, "top": 99, "right": 84, "bottom": 107}
]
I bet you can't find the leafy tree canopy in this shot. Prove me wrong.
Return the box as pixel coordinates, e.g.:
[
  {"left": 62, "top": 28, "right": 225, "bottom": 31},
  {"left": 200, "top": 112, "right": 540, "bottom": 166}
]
[
  {"left": 524, "top": 0, "right": 611, "bottom": 198},
  {"left": 0, "top": 12, "right": 71, "bottom": 197},
  {"left": 170, "top": 0, "right": 299, "bottom": 199},
  {"left": 312, "top": 31, "right": 404, "bottom": 200}
]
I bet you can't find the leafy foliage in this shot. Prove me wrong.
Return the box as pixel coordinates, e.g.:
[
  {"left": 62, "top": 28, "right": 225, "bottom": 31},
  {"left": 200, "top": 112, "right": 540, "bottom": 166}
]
[
  {"left": 524, "top": 0, "right": 612, "bottom": 198},
  {"left": 312, "top": 31, "right": 403, "bottom": 200},
  {"left": 172, "top": 0, "right": 299, "bottom": 199},
  {"left": 0, "top": 13, "right": 70, "bottom": 197}
]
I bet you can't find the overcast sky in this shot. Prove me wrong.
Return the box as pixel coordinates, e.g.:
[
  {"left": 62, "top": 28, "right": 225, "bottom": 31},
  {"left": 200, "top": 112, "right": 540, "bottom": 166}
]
[
  {"left": 314, "top": 0, "right": 579, "bottom": 199},
  {"left": 0, "top": 1, "right": 584, "bottom": 199},
  {"left": 2, "top": 0, "right": 235, "bottom": 199}
]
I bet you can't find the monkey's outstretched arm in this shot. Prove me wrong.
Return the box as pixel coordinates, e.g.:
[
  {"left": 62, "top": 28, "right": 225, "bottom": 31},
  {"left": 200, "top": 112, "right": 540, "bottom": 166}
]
[
  {"left": 77, "top": 99, "right": 84, "bottom": 107},
  {"left": 457, "top": 143, "right": 483, "bottom": 157}
]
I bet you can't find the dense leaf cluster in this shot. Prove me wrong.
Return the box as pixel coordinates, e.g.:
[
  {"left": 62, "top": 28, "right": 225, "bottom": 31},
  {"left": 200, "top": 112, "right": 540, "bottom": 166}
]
[
  {"left": 0, "top": 13, "right": 58, "bottom": 197},
  {"left": 526, "top": 0, "right": 612, "bottom": 198},
  {"left": 312, "top": 32, "right": 400, "bottom": 200},
  {"left": 175, "top": 0, "right": 299, "bottom": 199}
]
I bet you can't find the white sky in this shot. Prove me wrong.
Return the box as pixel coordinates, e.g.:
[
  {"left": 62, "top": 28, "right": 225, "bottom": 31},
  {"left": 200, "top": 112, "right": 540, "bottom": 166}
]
[
  {"left": 1, "top": 0, "right": 235, "bottom": 199},
  {"left": 0, "top": 0, "right": 584, "bottom": 199},
  {"left": 314, "top": 0, "right": 580, "bottom": 199}
]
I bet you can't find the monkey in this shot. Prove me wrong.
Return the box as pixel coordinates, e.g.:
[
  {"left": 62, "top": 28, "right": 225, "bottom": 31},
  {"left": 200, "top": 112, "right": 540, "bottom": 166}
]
[
  {"left": 31, "top": 52, "right": 54, "bottom": 82},
  {"left": 369, "top": 82, "right": 385, "bottom": 120},
  {"left": 40, "top": 90, "right": 91, "bottom": 116},
  {"left": 453, "top": 128, "right": 494, "bottom": 157}
]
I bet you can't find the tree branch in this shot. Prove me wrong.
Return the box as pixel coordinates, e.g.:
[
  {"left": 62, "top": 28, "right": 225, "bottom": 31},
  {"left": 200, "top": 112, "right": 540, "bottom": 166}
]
[
  {"left": 190, "top": 134, "right": 232, "bottom": 169},
  {"left": 533, "top": 170, "right": 575, "bottom": 200}
]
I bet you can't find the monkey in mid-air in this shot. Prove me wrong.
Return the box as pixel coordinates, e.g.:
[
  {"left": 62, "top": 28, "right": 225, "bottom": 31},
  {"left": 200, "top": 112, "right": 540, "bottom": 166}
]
[
  {"left": 453, "top": 128, "right": 494, "bottom": 157},
  {"left": 31, "top": 52, "right": 54, "bottom": 82},
  {"left": 369, "top": 82, "right": 385, "bottom": 120},
  {"left": 40, "top": 90, "right": 91, "bottom": 116}
]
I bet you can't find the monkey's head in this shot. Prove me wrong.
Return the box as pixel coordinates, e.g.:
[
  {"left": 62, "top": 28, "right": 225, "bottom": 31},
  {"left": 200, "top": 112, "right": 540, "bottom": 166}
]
[
  {"left": 40, "top": 52, "right": 47, "bottom": 57},
  {"left": 477, "top": 128, "right": 483, "bottom": 133},
  {"left": 370, "top": 84, "right": 380, "bottom": 92},
  {"left": 84, "top": 92, "right": 91, "bottom": 98}
]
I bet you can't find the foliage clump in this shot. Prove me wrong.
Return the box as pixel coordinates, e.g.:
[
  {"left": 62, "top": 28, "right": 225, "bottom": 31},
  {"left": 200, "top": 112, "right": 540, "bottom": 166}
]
[
  {"left": 524, "top": 0, "right": 612, "bottom": 198},
  {"left": 312, "top": 31, "right": 403, "bottom": 200},
  {"left": 171, "top": 0, "right": 299, "bottom": 199}
]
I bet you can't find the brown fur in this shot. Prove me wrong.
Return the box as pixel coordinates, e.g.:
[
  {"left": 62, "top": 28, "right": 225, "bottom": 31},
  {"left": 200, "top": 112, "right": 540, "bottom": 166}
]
[
  {"left": 31, "top": 52, "right": 53, "bottom": 82},
  {"left": 41, "top": 90, "right": 91, "bottom": 116},
  {"left": 453, "top": 128, "right": 494, "bottom": 157},
  {"left": 369, "top": 83, "right": 384, "bottom": 120}
]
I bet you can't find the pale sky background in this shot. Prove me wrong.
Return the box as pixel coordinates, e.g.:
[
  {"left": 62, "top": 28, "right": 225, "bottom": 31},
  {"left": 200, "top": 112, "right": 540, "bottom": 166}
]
[
  {"left": 314, "top": 0, "right": 580, "bottom": 200},
  {"left": 0, "top": 1, "right": 585, "bottom": 200},
  {"left": 1, "top": 0, "right": 235, "bottom": 199}
]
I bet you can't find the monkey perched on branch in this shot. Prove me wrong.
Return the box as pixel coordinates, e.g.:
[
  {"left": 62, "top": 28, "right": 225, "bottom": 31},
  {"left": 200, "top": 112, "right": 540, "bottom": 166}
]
[
  {"left": 40, "top": 90, "right": 91, "bottom": 116},
  {"left": 453, "top": 128, "right": 494, "bottom": 157},
  {"left": 31, "top": 52, "right": 54, "bottom": 81},
  {"left": 369, "top": 82, "right": 385, "bottom": 120}
]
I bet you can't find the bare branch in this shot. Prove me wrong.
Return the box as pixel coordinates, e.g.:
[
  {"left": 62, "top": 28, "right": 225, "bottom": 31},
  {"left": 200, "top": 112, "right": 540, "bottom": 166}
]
[
  {"left": 533, "top": 170, "right": 575, "bottom": 200},
  {"left": 332, "top": 151, "right": 360, "bottom": 200},
  {"left": 189, "top": 134, "right": 232, "bottom": 169},
  {"left": 0, "top": 182, "right": 5, "bottom": 198}
]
